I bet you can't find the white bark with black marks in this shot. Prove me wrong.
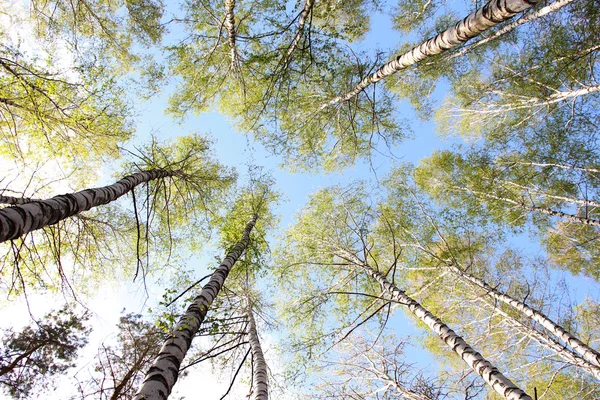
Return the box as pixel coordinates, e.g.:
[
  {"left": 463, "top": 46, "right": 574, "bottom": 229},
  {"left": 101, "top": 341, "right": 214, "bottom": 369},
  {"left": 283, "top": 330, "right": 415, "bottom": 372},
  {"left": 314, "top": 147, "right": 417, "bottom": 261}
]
[
  {"left": 133, "top": 214, "right": 259, "bottom": 400},
  {"left": 0, "top": 169, "right": 175, "bottom": 243},
  {"left": 446, "top": 0, "right": 574, "bottom": 60},
  {"left": 448, "top": 263, "right": 600, "bottom": 374},
  {"left": 283, "top": 0, "right": 314, "bottom": 66},
  {"left": 225, "top": 0, "right": 240, "bottom": 69},
  {"left": 349, "top": 257, "right": 532, "bottom": 400},
  {"left": 321, "top": 0, "right": 541, "bottom": 108},
  {"left": 247, "top": 303, "right": 268, "bottom": 400}
]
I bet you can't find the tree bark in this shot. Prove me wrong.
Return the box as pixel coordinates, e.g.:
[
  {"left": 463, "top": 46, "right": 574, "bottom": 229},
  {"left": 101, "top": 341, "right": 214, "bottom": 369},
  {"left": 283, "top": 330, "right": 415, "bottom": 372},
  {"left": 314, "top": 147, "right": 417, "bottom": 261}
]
[
  {"left": 498, "top": 160, "right": 600, "bottom": 175},
  {"left": 478, "top": 295, "right": 600, "bottom": 379},
  {"left": 133, "top": 214, "right": 259, "bottom": 400},
  {"left": 500, "top": 180, "right": 600, "bottom": 209},
  {"left": 321, "top": 0, "right": 541, "bottom": 109},
  {"left": 247, "top": 302, "right": 268, "bottom": 400},
  {"left": 445, "top": 262, "right": 600, "bottom": 370},
  {"left": 283, "top": 0, "right": 314, "bottom": 66},
  {"left": 225, "top": 0, "right": 240, "bottom": 69},
  {"left": 342, "top": 253, "right": 532, "bottom": 400},
  {"left": 0, "top": 195, "right": 38, "bottom": 205},
  {"left": 446, "top": 0, "right": 574, "bottom": 60},
  {"left": 0, "top": 169, "right": 175, "bottom": 243}
]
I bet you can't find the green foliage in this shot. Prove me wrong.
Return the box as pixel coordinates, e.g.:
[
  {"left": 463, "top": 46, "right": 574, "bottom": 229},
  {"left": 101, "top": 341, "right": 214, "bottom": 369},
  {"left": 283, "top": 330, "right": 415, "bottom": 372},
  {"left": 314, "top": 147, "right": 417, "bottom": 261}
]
[
  {"left": 0, "top": 306, "right": 90, "bottom": 399},
  {"left": 415, "top": 148, "right": 600, "bottom": 281},
  {"left": 167, "top": 0, "right": 404, "bottom": 171},
  {"left": 121, "top": 134, "right": 237, "bottom": 259},
  {"left": 0, "top": 45, "right": 133, "bottom": 174},
  {"left": 29, "top": 0, "right": 165, "bottom": 67}
]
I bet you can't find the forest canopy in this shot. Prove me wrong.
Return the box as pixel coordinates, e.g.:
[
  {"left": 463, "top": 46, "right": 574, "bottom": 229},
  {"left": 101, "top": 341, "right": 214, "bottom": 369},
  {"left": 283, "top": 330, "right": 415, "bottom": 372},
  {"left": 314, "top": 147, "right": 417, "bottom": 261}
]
[{"left": 0, "top": 0, "right": 599, "bottom": 399}]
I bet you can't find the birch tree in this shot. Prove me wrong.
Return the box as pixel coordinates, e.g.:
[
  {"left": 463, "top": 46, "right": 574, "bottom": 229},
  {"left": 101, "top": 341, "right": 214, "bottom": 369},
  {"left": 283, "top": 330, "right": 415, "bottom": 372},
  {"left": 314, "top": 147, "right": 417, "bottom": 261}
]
[
  {"left": 277, "top": 185, "right": 532, "bottom": 399},
  {"left": 134, "top": 180, "right": 276, "bottom": 400},
  {"left": 415, "top": 150, "right": 600, "bottom": 279},
  {"left": 380, "top": 168, "right": 600, "bottom": 390},
  {"left": 0, "top": 135, "right": 235, "bottom": 297},
  {"left": 168, "top": 0, "right": 399, "bottom": 171},
  {"left": 321, "top": 0, "right": 543, "bottom": 108}
]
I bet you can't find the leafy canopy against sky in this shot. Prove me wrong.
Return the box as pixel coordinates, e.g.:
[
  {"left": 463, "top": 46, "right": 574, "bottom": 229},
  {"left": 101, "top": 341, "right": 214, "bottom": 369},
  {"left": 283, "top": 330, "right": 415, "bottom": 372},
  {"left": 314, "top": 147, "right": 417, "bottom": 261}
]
[{"left": 0, "top": 0, "right": 599, "bottom": 399}]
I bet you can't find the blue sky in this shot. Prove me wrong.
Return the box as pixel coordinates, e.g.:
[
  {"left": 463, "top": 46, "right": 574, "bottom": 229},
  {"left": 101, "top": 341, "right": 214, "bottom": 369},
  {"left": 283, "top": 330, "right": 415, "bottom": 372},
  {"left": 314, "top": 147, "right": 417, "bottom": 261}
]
[
  {"left": 88, "top": 1, "right": 600, "bottom": 397},
  {"left": 2, "top": 0, "right": 599, "bottom": 398}
]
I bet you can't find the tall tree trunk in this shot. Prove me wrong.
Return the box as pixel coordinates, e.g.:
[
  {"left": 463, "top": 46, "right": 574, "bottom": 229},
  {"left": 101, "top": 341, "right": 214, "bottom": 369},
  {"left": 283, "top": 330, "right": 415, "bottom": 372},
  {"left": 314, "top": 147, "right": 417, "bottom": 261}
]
[
  {"left": 225, "top": 0, "right": 240, "bottom": 69},
  {"left": 0, "top": 169, "right": 175, "bottom": 243},
  {"left": 133, "top": 214, "right": 259, "bottom": 400},
  {"left": 247, "top": 301, "right": 268, "bottom": 400},
  {"left": 454, "top": 85, "right": 600, "bottom": 114},
  {"left": 477, "top": 295, "right": 600, "bottom": 379},
  {"left": 498, "top": 160, "right": 600, "bottom": 175},
  {"left": 445, "top": 0, "right": 574, "bottom": 60},
  {"left": 500, "top": 180, "right": 600, "bottom": 209},
  {"left": 444, "top": 262, "right": 600, "bottom": 370},
  {"left": 283, "top": 0, "right": 314, "bottom": 67},
  {"left": 321, "top": 0, "right": 541, "bottom": 109},
  {"left": 340, "top": 252, "right": 532, "bottom": 400}
]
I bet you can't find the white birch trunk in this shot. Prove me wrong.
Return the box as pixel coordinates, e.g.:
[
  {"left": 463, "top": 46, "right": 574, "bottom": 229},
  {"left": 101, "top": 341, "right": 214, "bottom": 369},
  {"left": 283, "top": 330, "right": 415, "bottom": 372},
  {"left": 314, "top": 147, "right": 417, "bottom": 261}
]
[
  {"left": 133, "top": 214, "right": 259, "bottom": 400},
  {"left": 283, "top": 0, "right": 314, "bottom": 65},
  {"left": 321, "top": 0, "right": 541, "bottom": 108},
  {"left": 454, "top": 85, "right": 600, "bottom": 115},
  {"left": 446, "top": 0, "right": 574, "bottom": 60},
  {"left": 446, "top": 263, "right": 600, "bottom": 370},
  {"left": 449, "top": 185, "right": 600, "bottom": 226},
  {"left": 352, "top": 259, "right": 532, "bottom": 400},
  {"left": 479, "top": 296, "right": 600, "bottom": 379},
  {"left": 225, "top": 0, "right": 240, "bottom": 69},
  {"left": 498, "top": 161, "right": 600, "bottom": 175},
  {"left": 500, "top": 180, "right": 600, "bottom": 209},
  {"left": 247, "top": 302, "right": 268, "bottom": 400},
  {"left": 0, "top": 169, "right": 175, "bottom": 243}
]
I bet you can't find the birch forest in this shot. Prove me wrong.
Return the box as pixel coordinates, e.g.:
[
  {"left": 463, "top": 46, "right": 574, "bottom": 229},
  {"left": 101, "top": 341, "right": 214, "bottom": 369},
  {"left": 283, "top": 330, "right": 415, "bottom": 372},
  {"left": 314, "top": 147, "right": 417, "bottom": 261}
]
[{"left": 0, "top": 0, "right": 599, "bottom": 398}]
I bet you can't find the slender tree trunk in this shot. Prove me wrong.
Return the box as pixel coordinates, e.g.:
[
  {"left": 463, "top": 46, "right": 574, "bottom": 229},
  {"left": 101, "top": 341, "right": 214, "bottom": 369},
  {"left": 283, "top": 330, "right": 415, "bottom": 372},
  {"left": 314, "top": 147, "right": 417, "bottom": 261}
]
[
  {"left": 455, "top": 85, "right": 600, "bottom": 114},
  {"left": 446, "top": 0, "right": 574, "bottom": 60},
  {"left": 450, "top": 185, "right": 600, "bottom": 226},
  {"left": 340, "top": 252, "right": 532, "bottom": 400},
  {"left": 321, "top": 0, "right": 541, "bottom": 109},
  {"left": 225, "top": 0, "right": 240, "bottom": 69},
  {"left": 283, "top": 0, "right": 314, "bottom": 66},
  {"left": 445, "top": 262, "right": 600, "bottom": 369},
  {"left": 0, "top": 169, "right": 175, "bottom": 243},
  {"left": 133, "top": 214, "right": 259, "bottom": 400},
  {"left": 247, "top": 301, "right": 268, "bottom": 400},
  {"left": 498, "top": 160, "right": 600, "bottom": 175},
  {"left": 500, "top": 180, "right": 600, "bottom": 209},
  {"left": 478, "top": 296, "right": 600, "bottom": 379}
]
